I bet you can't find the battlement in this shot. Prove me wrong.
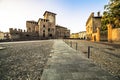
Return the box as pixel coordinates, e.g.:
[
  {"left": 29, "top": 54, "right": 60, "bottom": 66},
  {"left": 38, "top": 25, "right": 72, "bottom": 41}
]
[
  {"left": 38, "top": 18, "right": 49, "bottom": 22},
  {"left": 43, "top": 11, "right": 56, "bottom": 16},
  {"left": 26, "top": 21, "right": 38, "bottom": 25},
  {"left": 9, "top": 28, "right": 27, "bottom": 34}
]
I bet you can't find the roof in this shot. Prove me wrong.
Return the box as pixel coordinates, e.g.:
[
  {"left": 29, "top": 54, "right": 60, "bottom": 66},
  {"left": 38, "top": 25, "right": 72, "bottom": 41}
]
[
  {"left": 26, "top": 20, "right": 37, "bottom": 23},
  {"left": 56, "top": 25, "right": 67, "bottom": 29},
  {"left": 94, "top": 16, "right": 102, "bottom": 18},
  {"left": 38, "top": 18, "right": 49, "bottom": 22},
  {"left": 86, "top": 12, "right": 94, "bottom": 26},
  {"left": 43, "top": 11, "right": 56, "bottom": 16},
  {"left": 26, "top": 20, "right": 38, "bottom": 24},
  {"left": 86, "top": 12, "right": 102, "bottom": 26}
]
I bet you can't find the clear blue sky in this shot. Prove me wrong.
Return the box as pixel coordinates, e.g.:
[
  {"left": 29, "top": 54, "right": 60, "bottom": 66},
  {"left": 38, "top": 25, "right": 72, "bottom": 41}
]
[{"left": 0, "top": 0, "right": 108, "bottom": 33}]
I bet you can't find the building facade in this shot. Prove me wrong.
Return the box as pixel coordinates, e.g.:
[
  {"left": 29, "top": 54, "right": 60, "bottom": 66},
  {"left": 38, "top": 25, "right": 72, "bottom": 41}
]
[
  {"left": 0, "top": 31, "right": 11, "bottom": 40},
  {"left": 70, "top": 33, "right": 79, "bottom": 39},
  {"left": 78, "top": 31, "right": 86, "bottom": 39},
  {"left": 86, "top": 12, "right": 102, "bottom": 40},
  {"left": 10, "top": 11, "right": 70, "bottom": 40},
  {"left": 56, "top": 25, "right": 70, "bottom": 38},
  {"left": 0, "top": 31, "right": 4, "bottom": 40},
  {"left": 26, "top": 11, "right": 70, "bottom": 39}
]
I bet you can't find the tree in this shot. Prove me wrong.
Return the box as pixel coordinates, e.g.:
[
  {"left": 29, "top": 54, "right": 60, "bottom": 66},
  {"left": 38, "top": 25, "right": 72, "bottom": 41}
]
[{"left": 101, "top": 0, "right": 120, "bottom": 31}]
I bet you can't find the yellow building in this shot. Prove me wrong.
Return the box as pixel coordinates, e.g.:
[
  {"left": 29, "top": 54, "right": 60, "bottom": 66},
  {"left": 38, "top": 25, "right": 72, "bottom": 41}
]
[
  {"left": 70, "top": 33, "right": 79, "bottom": 39},
  {"left": 86, "top": 12, "right": 102, "bottom": 40},
  {"left": 78, "top": 31, "right": 87, "bottom": 39}
]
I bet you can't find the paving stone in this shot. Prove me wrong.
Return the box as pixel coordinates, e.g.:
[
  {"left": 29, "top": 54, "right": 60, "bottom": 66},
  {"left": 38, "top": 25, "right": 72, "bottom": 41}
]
[
  {"left": 0, "top": 40, "right": 54, "bottom": 80},
  {"left": 41, "top": 40, "right": 118, "bottom": 80}
]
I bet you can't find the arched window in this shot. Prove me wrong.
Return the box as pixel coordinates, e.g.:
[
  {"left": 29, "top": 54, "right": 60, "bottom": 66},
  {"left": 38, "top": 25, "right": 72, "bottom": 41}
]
[
  {"left": 43, "top": 33, "right": 45, "bottom": 37},
  {"left": 48, "top": 28, "right": 50, "bottom": 32},
  {"left": 43, "top": 25, "right": 45, "bottom": 28},
  {"left": 43, "top": 30, "right": 45, "bottom": 33},
  {"left": 28, "top": 27, "right": 31, "bottom": 31}
]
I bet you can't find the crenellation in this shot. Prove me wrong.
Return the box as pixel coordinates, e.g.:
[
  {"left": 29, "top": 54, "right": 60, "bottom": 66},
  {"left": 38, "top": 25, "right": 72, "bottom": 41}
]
[
  {"left": 24, "top": 30, "right": 26, "bottom": 32},
  {"left": 97, "top": 12, "right": 100, "bottom": 17},
  {"left": 14, "top": 28, "right": 17, "bottom": 31},
  {"left": 18, "top": 29, "right": 21, "bottom": 32},
  {"left": 9, "top": 11, "right": 70, "bottom": 40},
  {"left": 9, "top": 28, "right": 26, "bottom": 34}
]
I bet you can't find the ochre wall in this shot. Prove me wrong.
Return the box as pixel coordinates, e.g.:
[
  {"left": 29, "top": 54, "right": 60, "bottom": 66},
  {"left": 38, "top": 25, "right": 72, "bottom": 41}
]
[
  {"left": 107, "top": 24, "right": 120, "bottom": 42},
  {"left": 112, "top": 28, "right": 120, "bottom": 42},
  {"left": 70, "top": 33, "right": 79, "bottom": 39}
]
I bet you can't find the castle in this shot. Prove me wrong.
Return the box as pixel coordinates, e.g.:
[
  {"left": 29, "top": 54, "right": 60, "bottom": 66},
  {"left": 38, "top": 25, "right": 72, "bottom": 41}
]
[{"left": 9, "top": 11, "right": 70, "bottom": 40}]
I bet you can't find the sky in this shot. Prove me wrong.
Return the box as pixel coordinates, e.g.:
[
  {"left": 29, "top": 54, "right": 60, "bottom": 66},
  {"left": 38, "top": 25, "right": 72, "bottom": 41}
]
[{"left": 0, "top": 0, "right": 109, "bottom": 33}]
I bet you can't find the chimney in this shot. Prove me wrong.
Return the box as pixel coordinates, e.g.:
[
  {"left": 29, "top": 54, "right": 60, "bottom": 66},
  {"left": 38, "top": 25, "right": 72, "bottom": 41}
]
[
  {"left": 97, "top": 12, "right": 100, "bottom": 16},
  {"left": 91, "top": 12, "right": 94, "bottom": 17}
]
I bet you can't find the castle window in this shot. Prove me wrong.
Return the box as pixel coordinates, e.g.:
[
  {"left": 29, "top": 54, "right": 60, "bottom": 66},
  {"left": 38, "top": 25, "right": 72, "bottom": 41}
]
[
  {"left": 43, "top": 30, "right": 45, "bottom": 33},
  {"left": 26, "top": 35, "right": 30, "bottom": 37},
  {"left": 49, "top": 34, "right": 52, "bottom": 37},
  {"left": 16, "top": 33, "right": 18, "bottom": 34},
  {"left": 48, "top": 28, "right": 50, "bottom": 32},
  {"left": 51, "top": 29, "right": 54, "bottom": 32},
  {"left": 28, "top": 27, "right": 31, "bottom": 31},
  {"left": 43, "top": 33, "right": 45, "bottom": 37},
  {"left": 43, "top": 25, "right": 45, "bottom": 28}
]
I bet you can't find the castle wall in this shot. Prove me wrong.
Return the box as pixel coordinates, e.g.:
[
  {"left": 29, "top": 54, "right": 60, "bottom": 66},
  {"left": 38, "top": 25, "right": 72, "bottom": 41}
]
[
  {"left": 43, "top": 11, "right": 56, "bottom": 38},
  {"left": 38, "top": 19, "right": 49, "bottom": 39},
  {"left": 9, "top": 11, "right": 70, "bottom": 40},
  {"left": 9, "top": 28, "right": 39, "bottom": 40},
  {"left": 56, "top": 25, "right": 70, "bottom": 39},
  {"left": 26, "top": 21, "right": 38, "bottom": 32}
]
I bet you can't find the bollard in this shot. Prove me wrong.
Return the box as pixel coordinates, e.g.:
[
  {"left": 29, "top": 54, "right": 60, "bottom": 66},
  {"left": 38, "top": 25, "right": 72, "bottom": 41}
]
[
  {"left": 76, "top": 42, "right": 77, "bottom": 50},
  {"left": 88, "top": 46, "right": 90, "bottom": 58},
  {"left": 88, "top": 46, "right": 93, "bottom": 58},
  {"left": 70, "top": 41, "right": 72, "bottom": 47}
]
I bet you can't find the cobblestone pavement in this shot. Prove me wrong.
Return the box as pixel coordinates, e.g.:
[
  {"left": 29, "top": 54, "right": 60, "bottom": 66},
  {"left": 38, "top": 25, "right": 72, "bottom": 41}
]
[
  {"left": 41, "top": 40, "right": 119, "bottom": 80},
  {"left": 0, "top": 40, "right": 54, "bottom": 80},
  {"left": 64, "top": 39, "right": 120, "bottom": 78}
]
